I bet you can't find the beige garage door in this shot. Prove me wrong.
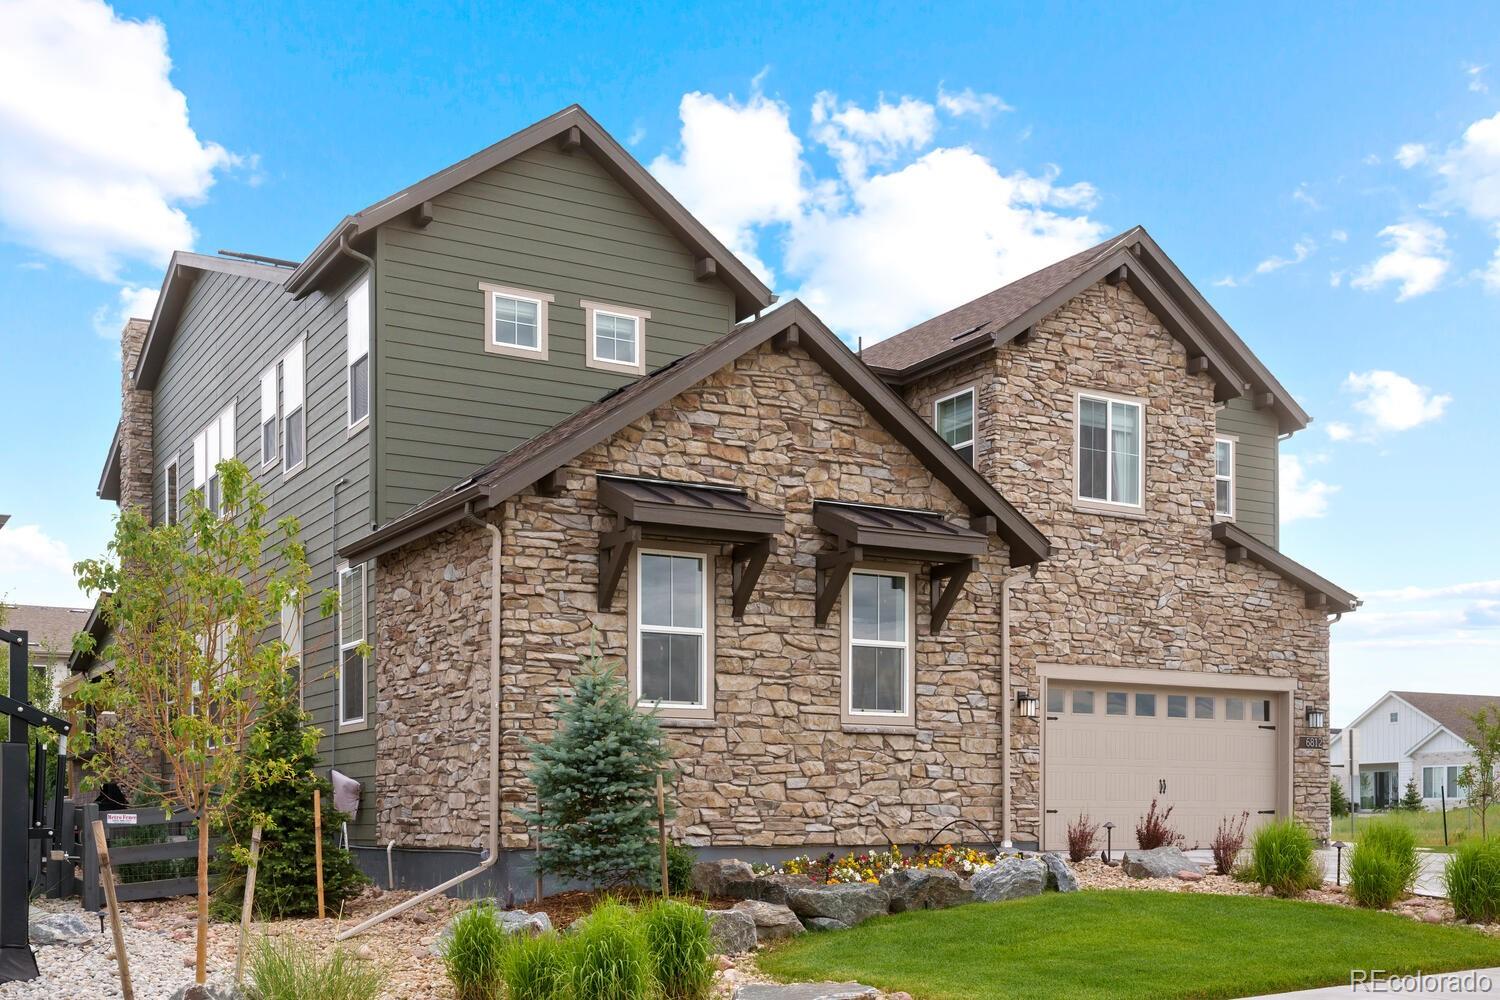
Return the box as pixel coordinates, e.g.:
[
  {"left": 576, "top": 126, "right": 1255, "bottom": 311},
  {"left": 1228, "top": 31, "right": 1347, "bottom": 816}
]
[{"left": 1042, "top": 682, "right": 1281, "bottom": 851}]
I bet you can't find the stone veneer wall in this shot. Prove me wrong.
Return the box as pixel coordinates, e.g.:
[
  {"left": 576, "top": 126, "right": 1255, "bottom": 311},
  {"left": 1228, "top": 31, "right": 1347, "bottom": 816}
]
[
  {"left": 374, "top": 341, "right": 1015, "bottom": 851},
  {"left": 903, "top": 280, "right": 1331, "bottom": 839},
  {"left": 119, "top": 318, "right": 154, "bottom": 515}
]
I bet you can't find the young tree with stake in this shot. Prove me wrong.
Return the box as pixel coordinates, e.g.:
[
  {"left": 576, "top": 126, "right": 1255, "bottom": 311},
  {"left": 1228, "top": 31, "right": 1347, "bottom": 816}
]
[{"left": 1459, "top": 706, "right": 1500, "bottom": 839}]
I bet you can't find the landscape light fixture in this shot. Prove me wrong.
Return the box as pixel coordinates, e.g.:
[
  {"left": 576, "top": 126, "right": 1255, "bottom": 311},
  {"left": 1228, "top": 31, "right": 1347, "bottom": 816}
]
[{"left": 1016, "top": 690, "right": 1039, "bottom": 719}]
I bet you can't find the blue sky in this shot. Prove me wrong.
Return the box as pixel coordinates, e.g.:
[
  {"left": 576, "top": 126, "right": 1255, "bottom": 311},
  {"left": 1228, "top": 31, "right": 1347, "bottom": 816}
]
[{"left": 1, "top": 1, "right": 1495, "bottom": 722}]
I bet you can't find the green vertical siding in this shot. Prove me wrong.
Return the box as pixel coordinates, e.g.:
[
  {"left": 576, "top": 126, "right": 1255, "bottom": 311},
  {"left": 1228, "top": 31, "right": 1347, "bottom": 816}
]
[
  {"left": 1216, "top": 397, "right": 1279, "bottom": 548},
  {"left": 373, "top": 143, "right": 738, "bottom": 522},
  {"left": 146, "top": 266, "right": 379, "bottom": 841}
]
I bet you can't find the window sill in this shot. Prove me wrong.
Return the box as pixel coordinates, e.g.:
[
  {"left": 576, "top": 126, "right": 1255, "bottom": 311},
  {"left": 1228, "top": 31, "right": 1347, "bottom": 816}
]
[
  {"left": 585, "top": 357, "right": 646, "bottom": 377},
  {"left": 338, "top": 719, "right": 369, "bottom": 734},
  {"left": 282, "top": 461, "right": 307, "bottom": 482},
  {"left": 842, "top": 722, "right": 917, "bottom": 735},
  {"left": 347, "top": 417, "right": 369, "bottom": 439},
  {"left": 657, "top": 717, "right": 716, "bottom": 729},
  {"left": 1214, "top": 512, "right": 1235, "bottom": 522},
  {"left": 1072, "top": 500, "right": 1148, "bottom": 521}
]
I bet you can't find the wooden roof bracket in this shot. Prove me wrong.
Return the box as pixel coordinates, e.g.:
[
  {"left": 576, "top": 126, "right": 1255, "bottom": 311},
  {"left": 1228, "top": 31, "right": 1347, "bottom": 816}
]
[
  {"left": 815, "top": 543, "right": 863, "bottom": 626},
  {"left": 558, "top": 125, "right": 583, "bottom": 153},
  {"left": 1186, "top": 355, "right": 1209, "bottom": 375},
  {"left": 695, "top": 257, "right": 718, "bottom": 281},
  {"left": 730, "top": 537, "right": 774, "bottom": 620},
  {"left": 412, "top": 201, "right": 434, "bottom": 228},
  {"left": 597, "top": 519, "right": 641, "bottom": 610},
  {"left": 1225, "top": 545, "right": 1248, "bottom": 564},
  {"left": 1106, "top": 265, "right": 1129, "bottom": 286},
  {"left": 772, "top": 325, "right": 801, "bottom": 352},
  {"left": 929, "top": 558, "right": 975, "bottom": 633}
]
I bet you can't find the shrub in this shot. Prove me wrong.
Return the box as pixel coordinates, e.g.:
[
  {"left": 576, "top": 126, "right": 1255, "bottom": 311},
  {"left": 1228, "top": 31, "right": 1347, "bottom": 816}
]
[
  {"left": 1446, "top": 837, "right": 1500, "bottom": 923},
  {"left": 245, "top": 935, "right": 386, "bottom": 1000},
  {"left": 566, "top": 898, "right": 656, "bottom": 1000},
  {"left": 1330, "top": 779, "right": 1351, "bottom": 818},
  {"left": 1211, "top": 812, "right": 1249, "bottom": 876},
  {"left": 440, "top": 901, "right": 508, "bottom": 1000},
  {"left": 1135, "top": 799, "right": 1180, "bottom": 850},
  {"left": 640, "top": 899, "right": 713, "bottom": 1000},
  {"left": 1245, "top": 819, "right": 1321, "bottom": 897},
  {"left": 1400, "top": 778, "right": 1424, "bottom": 811},
  {"left": 500, "top": 931, "right": 568, "bottom": 1000},
  {"left": 1066, "top": 814, "right": 1100, "bottom": 863},
  {"left": 662, "top": 842, "right": 696, "bottom": 896}
]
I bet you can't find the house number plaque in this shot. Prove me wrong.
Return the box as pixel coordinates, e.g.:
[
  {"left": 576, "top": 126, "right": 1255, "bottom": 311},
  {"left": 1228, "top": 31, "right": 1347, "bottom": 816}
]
[{"left": 1298, "top": 736, "right": 1325, "bottom": 750}]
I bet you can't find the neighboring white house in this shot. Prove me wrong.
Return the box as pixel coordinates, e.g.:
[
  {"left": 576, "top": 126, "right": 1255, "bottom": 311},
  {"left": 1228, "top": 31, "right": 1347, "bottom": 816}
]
[{"left": 1331, "top": 691, "right": 1498, "bottom": 810}]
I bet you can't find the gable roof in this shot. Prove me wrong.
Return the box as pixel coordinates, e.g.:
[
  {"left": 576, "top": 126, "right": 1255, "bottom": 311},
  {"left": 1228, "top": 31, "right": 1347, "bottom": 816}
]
[
  {"left": 339, "top": 300, "right": 1051, "bottom": 567},
  {"left": 1212, "top": 521, "right": 1359, "bottom": 615},
  {"left": 3, "top": 604, "right": 90, "bottom": 657},
  {"left": 284, "top": 105, "right": 774, "bottom": 320},
  {"left": 860, "top": 226, "right": 1311, "bottom": 434},
  {"left": 1392, "top": 691, "right": 1500, "bottom": 746}
]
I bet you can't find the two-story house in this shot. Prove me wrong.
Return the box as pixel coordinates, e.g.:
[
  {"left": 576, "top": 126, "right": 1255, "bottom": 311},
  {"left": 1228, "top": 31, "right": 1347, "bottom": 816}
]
[{"left": 99, "top": 105, "right": 1354, "bottom": 890}]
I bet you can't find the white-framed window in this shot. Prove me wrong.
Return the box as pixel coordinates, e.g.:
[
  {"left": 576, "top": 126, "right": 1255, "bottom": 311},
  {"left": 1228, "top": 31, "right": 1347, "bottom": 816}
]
[
  {"left": 280, "top": 594, "right": 304, "bottom": 709},
  {"left": 1423, "top": 765, "right": 1461, "bottom": 800},
  {"left": 163, "top": 454, "right": 179, "bottom": 527},
  {"left": 347, "top": 277, "right": 370, "bottom": 430},
  {"left": 1076, "top": 391, "right": 1143, "bottom": 509},
  {"left": 847, "top": 569, "right": 910, "bottom": 718},
  {"left": 282, "top": 339, "right": 306, "bottom": 475},
  {"left": 934, "top": 387, "right": 976, "bottom": 464},
  {"left": 1390, "top": 711, "right": 1399, "bottom": 723},
  {"left": 1215, "top": 436, "right": 1235, "bottom": 518},
  {"left": 192, "top": 403, "right": 235, "bottom": 516},
  {"left": 583, "top": 300, "right": 650, "bottom": 375},
  {"left": 634, "top": 550, "right": 708, "bottom": 709},
  {"left": 260, "top": 366, "right": 277, "bottom": 468},
  {"left": 337, "top": 564, "right": 366, "bottom": 727},
  {"left": 481, "top": 282, "right": 553, "bottom": 360}
]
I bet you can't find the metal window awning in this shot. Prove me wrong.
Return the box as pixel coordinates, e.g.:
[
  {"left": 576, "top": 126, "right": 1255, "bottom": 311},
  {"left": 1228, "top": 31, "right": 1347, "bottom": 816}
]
[
  {"left": 811, "top": 501, "right": 987, "bottom": 631},
  {"left": 596, "top": 476, "right": 785, "bottom": 617}
]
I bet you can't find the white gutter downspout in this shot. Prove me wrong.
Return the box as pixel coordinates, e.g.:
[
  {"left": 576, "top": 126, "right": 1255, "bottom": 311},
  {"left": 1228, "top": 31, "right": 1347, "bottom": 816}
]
[
  {"left": 338, "top": 504, "right": 502, "bottom": 940},
  {"left": 1000, "top": 565, "right": 1034, "bottom": 849}
]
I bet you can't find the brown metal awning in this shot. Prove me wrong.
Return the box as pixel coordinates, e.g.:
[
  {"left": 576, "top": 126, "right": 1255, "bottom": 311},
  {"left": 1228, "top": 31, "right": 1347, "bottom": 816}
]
[
  {"left": 596, "top": 477, "right": 784, "bottom": 618},
  {"left": 811, "top": 501, "right": 986, "bottom": 632}
]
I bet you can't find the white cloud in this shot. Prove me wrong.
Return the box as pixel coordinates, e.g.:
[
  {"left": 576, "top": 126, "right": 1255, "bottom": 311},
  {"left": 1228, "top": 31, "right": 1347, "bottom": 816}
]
[
  {"left": 1365, "top": 579, "right": 1500, "bottom": 602},
  {"left": 1279, "top": 454, "right": 1338, "bottom": 522},
  {"left": 1467, "top": 63, "right": 1489, "bottom": 94},
  {"left": 0, "top": 524, "right": 87, "bottom": 607},
  {"left": 1343, "top": 369, "right": 1451, "bottom": 431},
  {"left": 651, "top": 86, "right": 1106, "bottom": 344},
  {"left": 1213, "top": 276, "right": 1238, "bottom": 288},
  {"left": 1330, "top": 229, "right": 1348, "bottom": 243},
  {"left": 1350, "top": 221, "right": 1450, "bottom": 299},
  {"left": 0, "top": 0, "right": 239, "bottom": 281},
  {"left": 936, "top": 86, "right": 1012, "bottom": 120},
  {"left": 1394, "top": 143, "right": 1429, "bottom": 169},
  {"left": 1254, "top": 237, "right": 1316, "bottom": 274},
  {"left": 1291, "top": 184, "right": 1320, "bottom": 209},
  {"left": 92, "top": 284, "right": 160, "bottom": 340},
  {"left": 1324, "top": 420, "right": 1354, "bottom": 441}
]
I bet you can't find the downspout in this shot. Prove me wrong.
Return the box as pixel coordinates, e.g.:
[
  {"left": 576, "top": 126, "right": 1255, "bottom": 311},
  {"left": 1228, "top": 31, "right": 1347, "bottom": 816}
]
[
  {"left": 1000, "top": 565, "right": 1034, "bottom": 849},
  {"left": 338, "top": 503, "right": 503, "bottom": 940}
]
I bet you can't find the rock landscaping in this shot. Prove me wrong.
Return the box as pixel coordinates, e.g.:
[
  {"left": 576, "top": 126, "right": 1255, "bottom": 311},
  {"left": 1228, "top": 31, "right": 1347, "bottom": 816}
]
[
  {"left": 879, "top": 867, "right": 974, "bottom": 912},
  {"left": 1119, "top": 845, "right": 1202, "bottom": 880},
  {"left": 972, "top": 857, "right": 1048, "bottom": 902}
]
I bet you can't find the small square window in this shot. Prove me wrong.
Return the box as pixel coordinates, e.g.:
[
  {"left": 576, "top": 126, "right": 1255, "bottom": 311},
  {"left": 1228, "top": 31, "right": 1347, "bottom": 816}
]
[
  {"left": 1167, "top": 694, "right": 1188, "bottom": 718},
  {"left": 1135, "top": 692, "right": 1157, "bottom": 717},
  {"left": 595, "top": 312, "right": 638, "bottom": 365},
  {"left": 494, "top": 294, "right": 540, "bottom": 350},
  {"left": 1106, "top": 691, "right": 1128, "bottom": 716},
  {"left": 1226, "top": 697, "right": 1244, "bottom": 721},
  {"left": 1195, "top": 696, "right": 1215, "bottom": 719},
  {"left": 1047, "top": 687, "right": 1065, "bottom": 714},
  {"left": 1072, "top": 690, "right": 1094, "bottom": 714},
  {"left": 584, "top": 301, "right": 649, "bottom": 374},
  {"left": 1390, "top": 711, "right": 1399, "bottom": 723}
]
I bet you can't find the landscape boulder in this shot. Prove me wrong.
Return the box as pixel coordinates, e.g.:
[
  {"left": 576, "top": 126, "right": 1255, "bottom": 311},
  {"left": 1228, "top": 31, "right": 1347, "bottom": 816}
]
[
  {"left": 971, "top": 857, "right": 1047, "bottom": 902},
  {"left": 731, "top": 899, "right": 805, "bottom": 944},
  {"left": 705, "top": 908, "right": 758, "bottom": 954},
  {"left": 1040, "top": 853, "right": 1080, "bottom": 893},
  {"left": 1120, "top": 846, "right": 1200, "bottom": 880},
  {"left": 879, "top": 868, "right": 974, "bottom": 912},
  {"left": 732, "top": 985, "right": 878, "bottom": 1000},
  {"left": 29, "top": 912, "right": 94, "bottom": 946},
  {"left": 784, "top": 882, "right": 890, "bottom": 928},
  {"left": 693, "top": 859, "right": 756, "bottom": 897},
  {"left": 803, "top": 916, "right": 850, "bottom": 931},
  {"left": 430, "top": 906, "right": 552, "bottom": 955}
]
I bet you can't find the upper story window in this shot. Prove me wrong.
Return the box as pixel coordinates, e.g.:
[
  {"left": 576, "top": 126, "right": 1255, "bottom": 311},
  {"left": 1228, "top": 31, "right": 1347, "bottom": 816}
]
[
  {"left": 1076, "top": 391, "right": 1143, "bottom": 510},
  {"left": 634, "top": 550, "right": 709, "bottom": 711},
  {"left": 338, "top": 563, "right": 366, "bottom": 727},
  {"left": 846, "top": 569, "right": 912, "bottom": 722},
  {"left": 934, "top": 387, "right": 976, "bottom": 464},
  {"left": 259, "top": 366, "right": 277, "bottom": 468},
  {"left": 347, "top": 277, "right": 370, "bottom": 430},
  {"left": 164, "top": 455, "right": 179, "bottom": 526},
  {"left": 480, "top": 282, "right": 552, "bottom": 361},
  {"left": 1390, "top": 711, "right": 1399, "bottom": 723},
  {"left": 192, "top": 403, "right": 235, "bottom": 516},
  {"left": 584, "top": 300, "right": 649, "bottom": 376},
  {"left": 282, "top": 339, "right": 306, "bottom": 476},
  {"left": 1214, "top": 436, "right": 1235, "bottom": 518}
]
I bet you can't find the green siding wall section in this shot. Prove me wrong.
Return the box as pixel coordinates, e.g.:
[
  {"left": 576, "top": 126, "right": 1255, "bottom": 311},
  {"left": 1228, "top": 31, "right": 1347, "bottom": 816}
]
[
  {"left": 1216, "top": 397, "right": 1279, "bottom": 547},
  {"left": 146, "top": 267, "right": 380, "bottom": 842},
  {"left": 373, "top": 142, "right": 738, "bottom": 522}
]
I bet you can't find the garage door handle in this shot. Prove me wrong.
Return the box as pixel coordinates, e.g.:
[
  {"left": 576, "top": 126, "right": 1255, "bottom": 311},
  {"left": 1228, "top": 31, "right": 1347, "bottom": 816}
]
[
  {"left": 1047, "top": 715, "right": 1060, "bottom": 721},
  {"left": 1258, "top": 725, "right": 1276, "bottom": 730},
  {"left": 1159, "top": 779, "right": 1167, "bottom": 795},
  {"left": 1045, "top": 809, "right": 1058, "bottom": 815},
  {"left": 1257, "top": 809, "right": 1276, "bottom": 815}
]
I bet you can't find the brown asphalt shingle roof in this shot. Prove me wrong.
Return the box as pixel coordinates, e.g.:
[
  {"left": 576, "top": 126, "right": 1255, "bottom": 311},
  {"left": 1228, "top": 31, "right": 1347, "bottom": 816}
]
[
  {"left": 860, "top": 227, "right": 1142, "bottom": 371},
  {"left": 3, "top": 605, "right": 89, "bottom": 657},
  {"left": 1394, "top": 691, "right": 1500, "bottom": 744}
]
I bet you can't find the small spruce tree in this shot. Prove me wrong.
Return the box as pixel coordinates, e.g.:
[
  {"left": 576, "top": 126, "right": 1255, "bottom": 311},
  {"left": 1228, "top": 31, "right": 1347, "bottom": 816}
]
[
  {"left": 1399, "top": 777, "right": 1424, "bottom": 812},
  {"left": 522, "top": 656, "right": 673, "bottom": 888},
  {"left": 1330, "top": 779, "right": 1351, "bottom": 818},
  {"left": 211, "top": 670, "right": 368, "bottom": 919}
]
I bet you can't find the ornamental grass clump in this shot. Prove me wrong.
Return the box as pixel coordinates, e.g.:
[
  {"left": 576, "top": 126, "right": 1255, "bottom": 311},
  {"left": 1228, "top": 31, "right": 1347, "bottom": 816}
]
[
  {"left": 500, "top": 930, "right": 569, "bottom": 1000},
  {"left": 1445, "top": 837, "right": 1500, "bottom": 923},
  {"left": 566, "top": 898, "right": 656, "bottom": 1000},
  {"left": 640, "top": 899, "right": 714, "bottom": 1000},
  {"left": 245, "top": 935, "right": 386, "bottom": 1000},
  {"left": 1245, "top": 819, "right": 1321, "bottom": 897},
  {"left": 440, "top": 901, "right": 508, "bottom": 1000},
  {"left": 1349, "top": 820, "right": 1419, "bottom": 909},
  {"left": 1067, "top": 814, "right": 1100, "bottom": 863}
]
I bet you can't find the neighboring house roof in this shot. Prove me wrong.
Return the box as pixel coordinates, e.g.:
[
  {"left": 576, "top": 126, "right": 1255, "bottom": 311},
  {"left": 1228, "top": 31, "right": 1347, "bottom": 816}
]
[
  {"left": 860, "top": 226, "right": 1311, "bottom": 434},
  {"left": 1211, "top": 522, "right": 1359, "bottom": 614},
  {"left": 340, "top": 299, "right": 1052, "bottom": 567},
  {"left": 1392, "top": 691, "right": 1500, "bottom": 746},
  {"left": 2, "top": 604, "right": 90, "bottom": 658},
  {"left": 284, "top": 105, "right": 774, "bottom": 321}
]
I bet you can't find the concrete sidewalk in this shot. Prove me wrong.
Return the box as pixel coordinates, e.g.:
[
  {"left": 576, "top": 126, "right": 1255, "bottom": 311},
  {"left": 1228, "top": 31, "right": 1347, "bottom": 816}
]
[
  {"left": 1182, "top": 847, "right": 1448, "bottom": 897},
  {"left": 1242, "top": 968, "right": 1500, "bottom": 998}
]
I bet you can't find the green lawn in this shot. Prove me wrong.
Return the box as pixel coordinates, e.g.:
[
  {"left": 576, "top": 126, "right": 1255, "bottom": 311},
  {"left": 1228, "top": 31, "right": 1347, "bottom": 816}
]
[
  {"left": 756, "top": 891, "right": 1500, "bottom": 1000},
  {"left": 1332, "top": 806, "right": 1500, "bottom": 851}
]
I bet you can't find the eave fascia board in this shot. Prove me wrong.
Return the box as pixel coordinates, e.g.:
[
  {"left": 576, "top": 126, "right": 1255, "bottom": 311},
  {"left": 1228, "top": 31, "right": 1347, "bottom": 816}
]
[
  {"left": 96, "top": 422, "right": 122, "bottom": 501},
  {"left": 1211, "top": 521, "right": 1359, "bottom": 615}
]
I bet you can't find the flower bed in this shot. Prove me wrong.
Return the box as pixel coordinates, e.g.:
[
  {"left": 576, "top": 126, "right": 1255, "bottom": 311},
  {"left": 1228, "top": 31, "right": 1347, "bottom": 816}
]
[{"left": 753, "top": 844, "right": 1013, "bottom": 885}]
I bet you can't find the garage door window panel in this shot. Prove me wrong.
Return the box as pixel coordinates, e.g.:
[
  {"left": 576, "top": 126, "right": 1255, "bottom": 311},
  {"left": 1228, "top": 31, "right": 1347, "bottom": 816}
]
[
  {"left": 1047, "top": 687, "right": 1065, "bottom": 714},
  {"left": 1106, "top": 692, "right": 1128, "bottom": 716},
  {"left": 1072, "top": 690, "right": 1095, "bottom": 714},
  {"left": 1135, "top": 693, "right": 1156, "bottom": 717},
  {"left": 1168, "top": 694, "right": 1188, "bottom": 718},
  {"left": 1195, "top": 696, "right": 1215, "bottom": 719}
]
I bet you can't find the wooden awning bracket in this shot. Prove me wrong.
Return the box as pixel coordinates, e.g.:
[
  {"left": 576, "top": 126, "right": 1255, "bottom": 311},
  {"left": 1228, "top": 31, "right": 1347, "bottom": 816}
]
[
  {"left": 929, "top": 558, "right": 975, "bottom": 633},
  {"left": 597, "top": 520, "right": 641, "bottom": 610},
  {"left": 730, "top": 537, "right": 774, "bottom": 620},
  {"left": 815, "top": 543, "right": 863, "bottom": 626}
]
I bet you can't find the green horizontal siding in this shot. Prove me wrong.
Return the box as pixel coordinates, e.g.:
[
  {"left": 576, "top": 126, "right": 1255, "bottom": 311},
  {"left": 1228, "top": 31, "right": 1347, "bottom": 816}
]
[{"left": 1217, "top": 397, "right": 1279, "bottom": 548}]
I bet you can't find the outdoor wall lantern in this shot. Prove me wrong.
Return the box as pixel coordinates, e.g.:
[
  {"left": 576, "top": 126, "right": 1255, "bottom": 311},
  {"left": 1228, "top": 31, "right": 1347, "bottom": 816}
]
[
  {"left": 1306, "top": 707, "right": 1327, "bottom": 729},
  {"left": 1016, "top": 690, "right": 1039, "bottom": 719}
]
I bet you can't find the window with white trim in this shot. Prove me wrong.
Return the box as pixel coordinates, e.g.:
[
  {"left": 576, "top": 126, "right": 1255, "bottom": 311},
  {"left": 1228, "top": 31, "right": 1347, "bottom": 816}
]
[
  {"left": 164, "top": 455, "right": 179, "bottom": 527},
  {"left": 1423, "top": 765, "right": 1460, "bottom": 800},
  {"left": 280, "top": 594, "right": 304, "bottom": 709},
  {"left": 347, "top": 277, "right": 370, "bottom": 429},
  {"left": 191, "top": 403, "right": 236, "bottom": 516},
  {"left": 847, "top": 570, "right": 909, "bottom": 717},
  {"left": 635, "top": 551, "right": 707, "bottom": 708},
  {"left": 935, "top": 387, "right": 976, "bottom": 464},
  {"left": 338, "top": 564, "right": 366, "bottom": 726},
  {"left": 282, "top": 340, "right": 306, "bottom": 474},
  {"left": 584, "top": 300, "right": 649, "bottom": 375},
  {"left": 1077, "top": 393, "right": 1142, "bottom": 508},
  {"left": 260, "top": 366, "right": 277, "bottom": 468},
  {"left": 1215, "top": 436, "right": 1235, "bottom": 518}
]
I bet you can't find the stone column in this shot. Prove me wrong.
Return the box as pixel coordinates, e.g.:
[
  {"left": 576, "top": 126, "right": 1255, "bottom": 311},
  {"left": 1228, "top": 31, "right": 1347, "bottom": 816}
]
[{"left": 118, "top": 318, "right": 154, "bottom": 515}]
